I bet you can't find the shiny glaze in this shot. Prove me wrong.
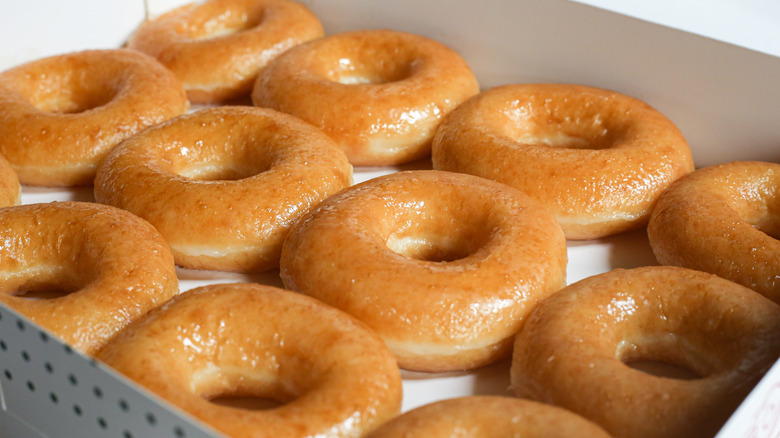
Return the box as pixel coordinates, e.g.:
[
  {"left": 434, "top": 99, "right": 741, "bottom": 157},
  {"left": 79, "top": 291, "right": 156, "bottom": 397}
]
[
  {"left": 511, "top": 266, "right": 780, "bottom": 438},
  {"left": 368, "top": 396, "right": 611, "bottom": 438},
  {"left": 94, "top": 106, "right": 352, "bottom": 273},
  {"left": 252, "top": 29, "right": 480, "bottom": 166},
  {"left": 98, "top": 283, "right": 402, "bottom": 438},
  {"left": 648, "top": 161, "right": 780, "bottom": 303},
  {"left": 280, "top": 170, "right": 567, "bottom": 372},
  {"left": 129, "top": 0, "right": 323, "bottom": 103},
  {"left": 0, "top": 153, "right": 20, "bottom": 207},
  {"left": 0, "top": 49, "right": 188, "bottom": 186},
  {"left": 0, "top": 202, "right": 179, "bottom": 354},
  {"left": 432, "top": 83, "right": 694, "bottom": 239}
]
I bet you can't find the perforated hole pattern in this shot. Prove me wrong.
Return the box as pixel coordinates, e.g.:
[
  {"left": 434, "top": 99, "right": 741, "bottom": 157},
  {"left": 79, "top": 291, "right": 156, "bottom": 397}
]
[{"left": 0, "top": 305, "right": 221, "bottom": 438}]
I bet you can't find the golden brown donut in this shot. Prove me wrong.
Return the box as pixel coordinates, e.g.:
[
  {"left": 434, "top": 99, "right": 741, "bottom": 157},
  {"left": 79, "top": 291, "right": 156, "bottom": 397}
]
[
  {"left": 0, "top": 49, "right": 188, "bottom": 186},
  {"left": 280, "top": 170, "right": 567, "bottom": 372},
  {"left": 0, "top": 153, "right": 20, "bottom": 207},
  {"left": 367, "top": 396, "right": 611, "bottom": 438},
  {"left": 0, "top": 202, "right": 179, "bottom": 355},
  {"left": 98, "top": 282, "right": 403, "bottom": 438},
  {"left": 648, "top": 161, "right": 779, "bottom": 303},
  {"left": 253, "top": 29, "right": 480, "bottom": 166},
  {"left": 432, "top": 83, "right": 694, "bottom": 240},
  {"left": 129, "top": 0, "right": 323, "bottom": 103},
  {"left": 511, "top": 266, "right": 780, "bottom": 438},
  {"left": 94, "top": 106, "right": 352, "bottom": 273}
]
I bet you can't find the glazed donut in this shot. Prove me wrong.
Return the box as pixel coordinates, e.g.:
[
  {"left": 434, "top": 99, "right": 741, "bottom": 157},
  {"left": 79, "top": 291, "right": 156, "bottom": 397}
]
[
  {"left": 128, "top": 0, "right": 323, "bottom": 103},
  {"left": 648, "top": 161, "right": 779, "bottom": 303},
  {"left": 368, "top": 396, "right": 611, "bottom": 438},
  {"left": 0, "top": 202, "right": 178, "bottom": 355},
  {"left": 0, "top": 153, "right": 20, "bottom": 207},
  {"left": 510, "top": 266, "right": 780, "bottom": 438},
  {"left": 432, "top": 83, "right": 694, "bottom": 240},
  {"left": 98, "top": 283, "right": 402, "bottom": 438},
  {"left": 252, "top": 29, "right": 480, "bottom": 166},
  {"left": 94, "top": 106, "right": 352, "bottom": 273},
  {"left": 0, "top": 49, "right": 188, "bottom": 186},
  {"left": 280, "top": 170, "right": 567, "bottom": 372}
]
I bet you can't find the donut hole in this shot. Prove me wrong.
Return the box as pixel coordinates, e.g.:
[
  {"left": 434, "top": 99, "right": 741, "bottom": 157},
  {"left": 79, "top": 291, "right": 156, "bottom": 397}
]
[
  {"left": 753, "top": 214, "right": 780, "bottom": 239},
  {"left": 181, "top": 4, "right": 265, "bottom": 40},
  {"left": 386, "top": 233, "right": 479, "bottom": 262},
  {"left": 28, "top": 72, "right": 116, "bottom": 114},
  {"left": 0, "top": 267, "right": 85, "bottom": 300},
  {"left": 749, "top": 199, "right": 780, "bottom": 240},
  {"left": 498, "top": 97, "right": 628, "bottom": 150},
  {"left": 157, "top": 116, "right": 311, "bottom": 181},
  {"left": 179, "top": 162, "right": 268, "bottom": 181},
  {"left": 170, "top": 139, "right": 274, "bottom": 181},
  {"left": 11, "top": 282, "right": 76, "bottom": 300},
  {"left": 330, "top": 59, "right": 414, "bottom": 85},
  {"left": 624, "top": 359, "right": 701, "bottom": 380},
  {"left": 618, "top": 337, "right": 705, "bottom": 380},
  {"left": 195, "top": 377, "right": 297, "bottom": 411},
  {"left": 320, "top": 43, "right": 417, "bottom": 85},
  {"left": 190, "top": 359, "right": 314, "bottom": 412},
  {"left": 508, "top": 120, "right": 621, "bottom": 150},
  {"left": 0, "top": 225, "right": 106, "bottom": 301},
  {"left": 731, "top": 178, "right": 780, "bottom": 239},
  {"left": 513, "top": 131, "right": 597, "bottom": 149},
  {"left": 384, "top": 199, "right": 494, "bottom": 262}
]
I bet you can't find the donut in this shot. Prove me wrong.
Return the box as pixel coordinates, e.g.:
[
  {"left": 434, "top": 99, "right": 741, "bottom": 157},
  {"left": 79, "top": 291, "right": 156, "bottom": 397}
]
[
  {"left": 252, "top": 29, "right": 480, "bottom": 166},
  {"left": 280, "top": 170, "right": 567, "bottom": 372},
  {"left": 367, "top": 396, "right": 611, "bottom": 438},
  {"left": 510, "top": 266, "right": 780, "bottom": 438},
  {"left": 94, "top": 106, "right": 352, "bottom": 273},
  {"left": 128, "top": 0, "right": 324, "bottom": 103},
  {"left": 0, "top": 202, "right": 179, "bottom": 355},
  {"left": 0, "top": 153, "right": 20, "bottom": 207},
  {"left": 648, "top": 161, "right": 780, "bottom": 303},
  {"left": 97, "top": 282, "right": 403, "bottom": 438},
  {"left": 0, "top": 49, "right": 188, "bottom": 186},
  {"left": 432, "top": 83, "right": 695, "bottom": 239}
]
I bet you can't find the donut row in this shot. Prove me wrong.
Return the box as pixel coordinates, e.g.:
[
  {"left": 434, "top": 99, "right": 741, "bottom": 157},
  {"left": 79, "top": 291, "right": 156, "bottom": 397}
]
[
  {"left": 0, "top": 0, "right": 778, "bottom": 437},
  {"left": 1, "top": 0, "right": 695, "bottom": 241},
  {"left": 1, "top": 199, "right": 777, "bottom": 438}
]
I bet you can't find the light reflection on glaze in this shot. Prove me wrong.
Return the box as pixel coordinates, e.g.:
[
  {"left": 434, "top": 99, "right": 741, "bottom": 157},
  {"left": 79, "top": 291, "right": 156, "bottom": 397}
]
[
  {"left": 606, "top": 295, "right": 637, "bottom": 322},
  {"left": 367, "top": 102, "right": 443, "bottom": 135},
  {"left": 310, "top": 411, "right": 363, "bottom": 438},
  {"left": 182, "top": 336, "right": 203, "bottom": 354}
]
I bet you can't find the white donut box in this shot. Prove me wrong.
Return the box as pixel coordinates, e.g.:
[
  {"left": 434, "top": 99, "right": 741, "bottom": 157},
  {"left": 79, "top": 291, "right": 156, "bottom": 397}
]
[{"left": 1, "top": 0, "right": 779, "bottom": 436}]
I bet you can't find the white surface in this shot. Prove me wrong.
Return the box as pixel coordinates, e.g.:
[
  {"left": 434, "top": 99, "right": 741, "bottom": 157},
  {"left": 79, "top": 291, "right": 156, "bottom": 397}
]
[
  {"left": 573, "top": 0, "right": 780, "bottom": 58},
  {"left": 0, "top": 0, "right": 778, "bottom": 437},
  {"left": 717, "top": 359, "right": 780, "bottom": 438}
]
